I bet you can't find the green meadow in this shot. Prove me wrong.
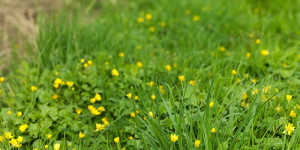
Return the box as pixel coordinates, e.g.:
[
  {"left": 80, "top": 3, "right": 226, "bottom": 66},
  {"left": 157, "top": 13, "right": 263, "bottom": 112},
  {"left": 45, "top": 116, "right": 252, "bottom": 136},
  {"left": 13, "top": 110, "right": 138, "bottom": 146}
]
[{"left": 0, "top": 0, "right": 299, "bottom": 149}]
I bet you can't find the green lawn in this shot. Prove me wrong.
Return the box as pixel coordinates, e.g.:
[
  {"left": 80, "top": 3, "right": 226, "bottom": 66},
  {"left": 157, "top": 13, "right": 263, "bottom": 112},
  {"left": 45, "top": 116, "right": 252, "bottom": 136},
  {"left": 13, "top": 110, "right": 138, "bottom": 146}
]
[{"left": 0, "top": 0, "right": 300, "bottom": 149}]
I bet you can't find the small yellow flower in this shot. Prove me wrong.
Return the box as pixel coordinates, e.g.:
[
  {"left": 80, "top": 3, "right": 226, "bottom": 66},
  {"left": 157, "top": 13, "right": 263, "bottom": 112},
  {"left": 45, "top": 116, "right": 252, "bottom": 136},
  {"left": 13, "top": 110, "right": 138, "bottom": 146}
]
[
  {"left": 290, "top": 110, "right": 296, "bottom": 118},
  {"left": 119, "top": 52, "right": 124, "bottom": 58},
  {"left": 261, "top": 50, "right": 269, "bottom": 56},
  {"left": 17, "top": 111, "right": 22, "bottom": 117},
  {"left": 112, "top": 69, "right": 119, "bottom": 76},
  {"left": 19, "top": 124, "right": 29, "bottom": 132},
  {"left": 255, "top": 39, "right": 261, "bottom": 44},
  {"left": 211, "top": 127, "right": 216, "bottom": 133},
  {"left": 178, "top": 75, "right": 185, "bottom": 81},
  {"left": 161, "top": 22, "right": 166, "bottom": 27},
  {"left": 8, "top": 110, "right": 11, "bottom": 115},
  {"left": 246, "top": 52, "right": 251, "bottom": 58},
  {"left": 149, "top": 26, "right": 156, "bottom": 32},
  {"left": 46, "top": 134, "right": 52, "bottom": 139},
  {"left": 4, "top": 132, "right": 13, "bottom": 139},
  {"left": 286, "top": 95, "right": 292, "bottom": 101},
  {"left": 80, "top": 58, "right": 85, "bottom": 63},
  {"left": 129, "top": 136, "right": 133, "bottom": 140},
  {"left": 283, "top": 123, "right": 295, "bottom": 135},
  {"left": 52, "top": 94, "right": 58, "bottom": 100},
  {"left": 31, "top": 86, "right": 37, "bottom": 92},
  {"left": 147, "top": 81, "right": 155, "bottom": 87},
  {"left": 150, "top": 94, "right": 156, "bottom": 100},
  {"left": 275, "top": 107, "right": 281, "bottom": 112},
  {"left": 88, "top": 105, "right": 94, "bottom": 110},
  {"left": 66, "top": 81, "right": 74, "bottom": 87},
  {"left": 130, "top": 112, "right": 136, "bottom": 118},
  {"left": 137, "top": 17, "right": 144, "bottom": 23},
  {"left": 45, "top": 145, "right": 49, "bottom": 149},
  {"left": 54, "top": 143, "right": 60, "bottom": 150},
  {"left": 53, "top": 83, "right": 59, "bottom": 89},
  {"left": 219, "top": 46, "right": 225, "bottom": 52},
  {"left": 127, "top": 93, "right": 132, "bottom": 99},
  {"left": 79, "top": 132, "right": 85, "bottom": 138},
  {"left": 189, "top": 80, "right": 196, "bottom": 86},
  {"left": 0, "top": 76, "right": 4, "bottom": 82},
  {"left": 96, "top": 123, "right": 106, "bottom": 131},
  {"left": 98, "top": 106, "right": 105, "bottom": 112},
  {"left": 149, "top": 111, "right": 154, "bottom": 117},
  {"left": 84, "top": 63, "right": 88, "bottom": 68},
  {"left": 95, "top": 93, "right": 102, "bottom": 101},
  {"left": 134, "top": 96, "right": 139, "bottom": 101},
  {"left": 137, "top": 61, "right": 143, "bottom": 68},
  {"left": 232, "top": 70, "right": 237, "bottom": 75},
  {"left": 54, "top": 78, "right": 62, "bottom": 84},
  {"left": 145, "top": 13, "right": 152, "bottom": 20},
  {"left": 165, "top": 65, "right": 171, "bottom": 71},
  {"left": 252, "top": 79, "right": 257, "bottom": 83},
  {"left": 209, "top": 102, "right": 214, "bottom": 108},
  {"left": 194, "top": 140, "right": 201, "bottom": 148},
  {"left": 114, "top": 137, "right": 120, "bottom": 143},
  {"left": 91, "top": 108, "right": 101, "bottom": 115},
  {"left": 75, "top": 108, "right": 82, "bottom": 115},
  {"left": 192, "top": 15, "right": 200, "bottom": 22},
  {"left": 90, "top": 98, "right": 96, "bottom": 103},
  {"left": 87, "top": 60, "right": 93, "bottom": 66},
  {"left": 170, "top": 134, "right": 178, "bottom": 142},
  {"left": 17, "top": 136, "right": 23, "bottom": 143}
]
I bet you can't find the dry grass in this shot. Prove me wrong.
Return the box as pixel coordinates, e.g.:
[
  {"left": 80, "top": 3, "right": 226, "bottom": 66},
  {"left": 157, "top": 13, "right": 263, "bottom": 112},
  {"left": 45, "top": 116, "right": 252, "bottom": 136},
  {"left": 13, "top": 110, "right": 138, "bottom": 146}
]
[{"left": 0, "top": 0, "right": 61, "bottom": 72}]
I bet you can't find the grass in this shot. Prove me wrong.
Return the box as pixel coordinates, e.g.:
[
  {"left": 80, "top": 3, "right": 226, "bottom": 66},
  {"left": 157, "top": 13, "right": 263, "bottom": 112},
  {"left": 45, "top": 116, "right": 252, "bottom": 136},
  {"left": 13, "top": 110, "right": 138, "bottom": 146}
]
[{"left": 0, "top": 0, "right": 300, "bottom": 149}]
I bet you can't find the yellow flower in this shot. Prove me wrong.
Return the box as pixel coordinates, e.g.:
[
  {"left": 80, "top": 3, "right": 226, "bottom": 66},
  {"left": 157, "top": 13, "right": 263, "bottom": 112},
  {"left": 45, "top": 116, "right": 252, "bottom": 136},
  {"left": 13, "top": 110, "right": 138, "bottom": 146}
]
[
  {"left": 276, "top": 107, "right": 281, "bottom": 112},
  {"left": 255, "top": 39, "right": 261, "bottom": 44},
  {"left": 4, "top": 132, "right": 13, "bottom": 139},
  {"left": 147, "top": 81, "right": 155, "bottom": 87},
  {"left": 52, "top": 94, "right": 58, "bottom": 100},
  {"left": 185, "top": 9, "right": 191, "bottom": 15},
  {"left": 286, "top": 95, "right": 292, "bottom": 101},
  {"left": 137, "top": 17, "right": 144, "bottom": 23},
  {"left": 130, "top": 112, "right": 136, "bottom": 118},
  {"left": 90, "top": 98, "right": 96, "bottom": 103},
  {"left": 91, "top": 108, "right": 101, "bottom": 115},
  {"left": 96, "top": 123, "right": 106, "bottom": 131},
  {"left": 165, "top": 65, "right": 171, "bottom": 71},
  {"left": 54, "top": 78, "right": 63, "bottom": 84},
  {"left": 0, "top": 76, "right": 4, "bottom": 82},
  {"left": 127, "top": 93, "right": 132, "bottom": 99},
  {"left": 76, "top": 108, "right": 82, "bottom": 115},
  {"left": 17, "top": 111, "right": 22, "bottom": 117},
  {"left": 290, "top": 110, "right": 296, "bottom": 118},
  {"left": 19, "top": 124, "right": 29, "bottom": 132},
  {"left": 10, "top": 138, "right": 19, "bottom": 147},
  {"left": 80, "top": 58, "right": 85, "bottom": 63},
  {"left": 79, "top": 132, "right": 85, "bottom": 138},
  {"left": 149, "top": 26, "right": 155, "bottom": 32},
  {"left": 54, "top": 83, "right": 59, "bottom": 89},
  {"left": 54, "top": 143, "right": 60, "bottom": 150},
  {"left": 192, "top": 15, "right": 200, "bottom": 22},
  {"left": 194, "top": 140, "right": 201, "bottom": 148},
  {"left": 0, "top": 135, "right": 3, "bottom": 142},
  {"left": 178, "top": 75, "right": 185, "bottom": 81},
  {"left": 211, "top": 127, "right": 216, "bottom": 133},
  {"left": 95, "top": 93, "right": 102, "bottom": 101},
  {"left": 252, "top": 79, "right": 257, "bottom": 83},
  {"left": 102, "top": 117, "right": 109, "bottom": 124},
  {"left": 261, "top": 50, "right": 269, "bottom": 56},
  {"left": 137, "top": 61, "right": 143, "bottom": 68},
  {"left": 189, "top": 80, "right": 196, "bottom": 86},
  {"left": 112, "top": 69, "right": 119, "bottom": 76},
  {"left": 209, "top": 102, "right": 214, "bottom": 108},
  {"left": 46, "top": 134, "right": 52, "bottom": 139},
  {"left": 98, "top": 106, "right": 105, "bottom": 112},
  {"left": 232, "top": 70, "right": 237, "bottom": 75},
  {"left": 8, "top": 110, "right": 11, "bottom": 115},
  {"left": 88, "top": 105, "right": 94, "bottom": 110},
  {"left": 170, "top": 134, "right": 178, "bottom": 142},
  {"left": 161, "top": 22, "right": 166, "bottom": 27},
  {"left": 151, "top": 94, "right": 156, "bottom": 100},
  {"left": 283, "top": 123, "right": 295, "bottom": 135},
  {"left": 129, "top": 136, "right": 133, "bottom": 140},
  {"left": 87, "top": 60, "right": 93, "bottom": 66},
  {"left": 114, "top": 137, "right": 120, "bottom": 143},
  {"left": 66, "top": 81, "right": 74, "bottom": 87},
  {"left": 242, "top": 92, "right": 248, "bottom": 100},
  {"left": 149, "top": 111, "right": 154, "bottom": 117},
  {"left": 246, "top": 52, "right": 251, "bottom": 58},
  {"left": 145, "top": 13, "right": 152, "bottom": 20},
  {"left": 119, "top": 52, "right": 124, "bottom": 58},
  {"left": 219, "top": 46, "right": 225, "bottom": 51},
  {"left": 45, "top": 145, "right": 49, "bottom": 149},
  {"left": 31, "top": 86, "right": 37, "bottom": 92},
  {"left": 17, "top": 136, "right": 23, "bottom": 143},
  {"left": 84, "top": 63, "right": 88, "bottom": 68},
  {"left": 134, "top": 96, "right": 139, "bottom": 101}
]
